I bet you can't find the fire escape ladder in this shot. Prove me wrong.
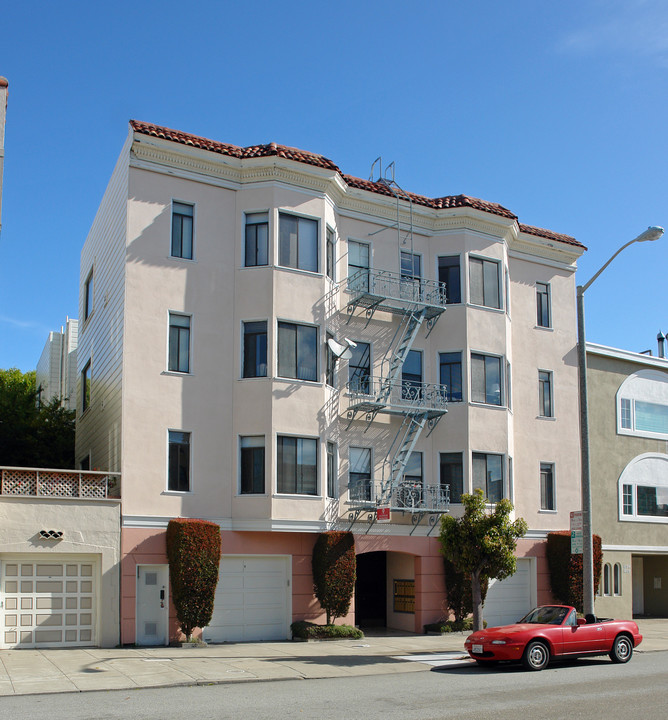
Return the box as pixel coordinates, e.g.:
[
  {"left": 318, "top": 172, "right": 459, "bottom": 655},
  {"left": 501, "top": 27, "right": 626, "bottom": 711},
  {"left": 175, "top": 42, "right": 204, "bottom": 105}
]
[
  {"left": 379, "top": 309, "right": 425, "bottom": 403},
  {"left": 377, "top": 412, "right": 427, "bottom": 506}
]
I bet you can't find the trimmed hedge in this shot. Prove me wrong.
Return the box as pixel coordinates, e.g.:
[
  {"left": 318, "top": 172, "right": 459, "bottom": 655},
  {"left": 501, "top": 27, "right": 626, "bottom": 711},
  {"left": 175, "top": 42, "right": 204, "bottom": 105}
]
[
  {"left": 291, "top": 621, "right": 363, "bottom": 640},
  {"left": 312, "top": 531, "right": 356, "bottom": 625},
  {"left": 424, "top": 617, "right": 486, "bottom": 633},
  {"left": 546, "top": 530, "right": 602, "bottom": 612},
  {"left": 166, "top": 518, "right": 221, "bottom": 640}
]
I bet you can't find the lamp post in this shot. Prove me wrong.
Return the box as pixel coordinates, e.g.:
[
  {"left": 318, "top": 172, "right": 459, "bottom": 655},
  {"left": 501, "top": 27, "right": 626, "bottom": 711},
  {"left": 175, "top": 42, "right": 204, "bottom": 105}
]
[{"left": 577, "top": 225, "right": 664, "bottom": 617}]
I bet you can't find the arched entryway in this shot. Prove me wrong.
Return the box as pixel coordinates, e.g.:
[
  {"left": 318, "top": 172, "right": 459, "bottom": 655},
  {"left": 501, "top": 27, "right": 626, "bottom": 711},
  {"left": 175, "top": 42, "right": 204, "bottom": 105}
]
[{"left": 355, "top": 551, "right": 387, "bottom": 628}]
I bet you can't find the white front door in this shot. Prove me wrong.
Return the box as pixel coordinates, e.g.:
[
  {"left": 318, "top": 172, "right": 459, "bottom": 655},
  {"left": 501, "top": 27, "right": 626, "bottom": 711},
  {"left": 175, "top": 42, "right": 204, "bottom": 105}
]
[{"left": 136, "top": 565, "right": 169, "bottom": 646}]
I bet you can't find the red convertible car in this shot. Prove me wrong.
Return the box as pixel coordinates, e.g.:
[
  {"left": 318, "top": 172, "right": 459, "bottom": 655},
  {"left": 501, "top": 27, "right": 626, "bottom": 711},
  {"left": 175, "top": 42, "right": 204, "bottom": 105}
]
[{"left": 465, "top": 605, "right": 642, "bottom": 671}]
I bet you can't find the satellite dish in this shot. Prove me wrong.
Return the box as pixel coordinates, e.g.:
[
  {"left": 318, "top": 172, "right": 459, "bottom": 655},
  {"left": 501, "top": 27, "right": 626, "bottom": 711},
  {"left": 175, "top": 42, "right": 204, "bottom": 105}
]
[{"left": 328, "top": 337, "right": 354, "bottom": 360}]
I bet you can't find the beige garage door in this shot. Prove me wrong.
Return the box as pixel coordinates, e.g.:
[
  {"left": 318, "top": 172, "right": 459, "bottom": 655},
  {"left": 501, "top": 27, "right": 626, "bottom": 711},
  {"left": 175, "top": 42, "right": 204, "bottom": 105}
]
[
  {"left": 1, "top": 557, "right": 96, "bottom": 648},
  {"left": 204, "top": 556, "right": 290, "bottom": 643}
]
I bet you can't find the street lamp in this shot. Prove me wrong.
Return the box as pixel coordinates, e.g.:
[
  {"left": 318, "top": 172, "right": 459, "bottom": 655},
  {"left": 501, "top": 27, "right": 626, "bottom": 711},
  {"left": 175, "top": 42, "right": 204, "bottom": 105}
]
[{"left": 577, "top": 225, "right": 664, "bottom": 617}]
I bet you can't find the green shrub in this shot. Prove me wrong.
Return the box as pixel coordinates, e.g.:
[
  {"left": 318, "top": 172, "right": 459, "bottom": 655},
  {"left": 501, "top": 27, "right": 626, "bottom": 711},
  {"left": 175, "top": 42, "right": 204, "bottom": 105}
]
[
  {"left": 424, "top": 617, "right": 487, "bottom": 633},
  {"left": 546, "top": 531, "right": 602, "bottom": 612},
  {"left": 312, "top": 531, "right": 356, "bottom": 625},
  {"left": 166, "top": 518, "right": 221, "bottom": 640},
  {"left": 291, "top": 621, "right": 363, "bottom": 640}
]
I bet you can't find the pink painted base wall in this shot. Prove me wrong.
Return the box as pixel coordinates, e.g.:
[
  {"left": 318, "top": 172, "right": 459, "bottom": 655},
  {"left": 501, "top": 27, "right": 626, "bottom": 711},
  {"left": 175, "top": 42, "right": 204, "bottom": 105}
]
[{"left": 121, "top": 528, "right": 552, "bottom": 644}]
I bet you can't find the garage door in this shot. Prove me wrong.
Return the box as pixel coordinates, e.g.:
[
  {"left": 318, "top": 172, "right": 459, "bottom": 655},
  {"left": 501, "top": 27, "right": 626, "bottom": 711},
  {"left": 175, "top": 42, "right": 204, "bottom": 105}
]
[
  {"left": 204, "top": 556, "right": 290, "bottom": 643},
  {"left": 1, "top": 557, "right": 96, "bottom": 648},
  {"left": 483, "top": 558, "right": 535, "bottom": 628}
]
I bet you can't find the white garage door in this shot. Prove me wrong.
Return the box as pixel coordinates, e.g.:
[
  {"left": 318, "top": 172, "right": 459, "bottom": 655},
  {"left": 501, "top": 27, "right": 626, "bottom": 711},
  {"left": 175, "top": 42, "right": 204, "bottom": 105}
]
[
  {"left": 204, "top": 556, "right": 290, "bottom": 643},
  {"left": 1, "top": 556, "right": 96, "bottom": 648},
  {"left": 483, "top": 558, "right": 535, "bottom": 628}
]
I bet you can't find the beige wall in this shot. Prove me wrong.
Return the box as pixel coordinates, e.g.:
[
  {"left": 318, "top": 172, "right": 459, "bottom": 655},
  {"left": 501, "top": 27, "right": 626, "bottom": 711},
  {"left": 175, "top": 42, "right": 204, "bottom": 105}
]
[{"left": 0, "top": 497, "right": 121, "bottom": 646}]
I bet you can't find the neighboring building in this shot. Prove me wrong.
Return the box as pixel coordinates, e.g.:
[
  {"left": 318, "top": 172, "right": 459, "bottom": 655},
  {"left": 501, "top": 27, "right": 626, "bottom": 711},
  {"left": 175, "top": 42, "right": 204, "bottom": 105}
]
[
  {"left": 0, "top": 76, "right": 7, "bottom": 236},
  {"left": 36, "top": 318, "right": 79, "bottom": 411},
  {"left": 76, "top": 121, "right": 585, "bottom": 646},
  {"left": 0, "top": 466, "right": 121, "bottom": 649},
  {"left": 587, "top": 340, "right": 668, "bottom": 619}
]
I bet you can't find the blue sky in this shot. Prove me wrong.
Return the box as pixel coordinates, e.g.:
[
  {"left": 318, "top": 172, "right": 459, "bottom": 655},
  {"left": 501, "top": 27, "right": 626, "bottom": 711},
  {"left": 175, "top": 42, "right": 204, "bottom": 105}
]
[{"left": 1, "top": 0, "right": 666, "bottom": 371}]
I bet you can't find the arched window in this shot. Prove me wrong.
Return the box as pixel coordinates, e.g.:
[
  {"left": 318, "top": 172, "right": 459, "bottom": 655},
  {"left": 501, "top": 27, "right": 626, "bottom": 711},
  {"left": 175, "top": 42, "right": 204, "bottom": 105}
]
[
  {"left": 618, "top": 453, "right": 668, "bottom": 524},
  {"left": 603, "top": 563, "right": 611, "bottom": 596},
  {"left": 617, "top": 369, "right": 668, "bottom": 439},
  {"left": 613, "top": 563, "right": 622, "bottom": 596}
]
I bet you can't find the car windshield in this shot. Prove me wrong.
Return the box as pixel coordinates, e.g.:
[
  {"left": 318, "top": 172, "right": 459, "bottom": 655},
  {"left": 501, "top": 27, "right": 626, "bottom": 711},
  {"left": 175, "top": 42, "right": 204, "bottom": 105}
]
[{"left": 519, "top": 606, "right": 569, "bottom": 625}]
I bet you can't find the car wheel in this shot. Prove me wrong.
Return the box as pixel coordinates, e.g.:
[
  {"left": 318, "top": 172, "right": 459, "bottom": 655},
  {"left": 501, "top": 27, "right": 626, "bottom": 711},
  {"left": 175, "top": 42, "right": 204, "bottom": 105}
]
[
  {"left": 522, "top": 640, "right": 550, "bottom": 671},
  {"left": 475, "top": 659, "right": 498, "bottom": 668},
  {"left": 610, "top": 634, "right": 633, "bottom": 663}
]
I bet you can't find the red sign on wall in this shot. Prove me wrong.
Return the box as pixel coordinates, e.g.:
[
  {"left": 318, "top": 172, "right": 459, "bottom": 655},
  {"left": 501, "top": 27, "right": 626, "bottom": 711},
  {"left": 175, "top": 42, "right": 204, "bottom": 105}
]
[{"left": 376, "top": 507, "right": 391, "bottom": 523}]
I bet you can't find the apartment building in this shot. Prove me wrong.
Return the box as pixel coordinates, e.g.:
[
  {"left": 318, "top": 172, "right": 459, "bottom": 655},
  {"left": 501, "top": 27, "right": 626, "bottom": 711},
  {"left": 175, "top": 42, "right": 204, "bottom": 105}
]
[
  {"left": 76, "top": 121, "right": 585, "bottom": 645},
  {"left": 36, "top": 318, "right": 79, "bottom": 410},
  {"left": 587, "top": 341, "right": 668, "bottom": 619}
]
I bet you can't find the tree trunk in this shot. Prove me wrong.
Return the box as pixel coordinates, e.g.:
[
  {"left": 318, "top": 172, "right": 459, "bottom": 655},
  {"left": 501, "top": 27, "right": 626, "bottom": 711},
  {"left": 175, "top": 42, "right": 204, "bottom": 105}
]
[{"left": 472, "top": 569, "right": 484, "bottom": 631}]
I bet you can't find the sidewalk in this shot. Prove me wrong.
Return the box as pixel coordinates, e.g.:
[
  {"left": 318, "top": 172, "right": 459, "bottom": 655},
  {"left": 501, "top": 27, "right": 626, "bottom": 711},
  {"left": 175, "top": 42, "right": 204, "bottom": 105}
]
[{"left": 0, "top": 619, "right": 666, "bottom": 697}]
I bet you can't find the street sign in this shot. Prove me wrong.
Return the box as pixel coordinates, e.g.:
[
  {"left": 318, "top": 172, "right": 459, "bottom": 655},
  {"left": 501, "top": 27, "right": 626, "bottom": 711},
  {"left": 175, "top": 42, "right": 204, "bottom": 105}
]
[
  {"left": 376, "top": 507, "right": 390, "bottom": 523},
  {"left": 570, "top": 511, "right": 583, "bottom": 554}
]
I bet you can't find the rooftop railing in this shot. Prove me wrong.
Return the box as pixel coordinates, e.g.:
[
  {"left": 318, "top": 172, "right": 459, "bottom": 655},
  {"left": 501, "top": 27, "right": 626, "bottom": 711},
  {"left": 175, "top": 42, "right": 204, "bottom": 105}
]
[{"left": 0, "top": 467, "right": 121, "bottom": 500}]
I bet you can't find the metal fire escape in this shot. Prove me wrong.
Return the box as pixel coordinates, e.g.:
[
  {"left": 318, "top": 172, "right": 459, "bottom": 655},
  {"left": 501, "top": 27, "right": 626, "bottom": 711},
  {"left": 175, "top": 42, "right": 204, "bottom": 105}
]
[{"left": 343, "top": 160, "right": 451, "bottom": 532}]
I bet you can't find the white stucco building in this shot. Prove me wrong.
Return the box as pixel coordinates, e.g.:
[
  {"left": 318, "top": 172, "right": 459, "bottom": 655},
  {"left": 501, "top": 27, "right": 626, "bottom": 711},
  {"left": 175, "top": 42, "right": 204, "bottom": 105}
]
[{"left": 74, "top": 121, "right": 586, "bottom": 645}]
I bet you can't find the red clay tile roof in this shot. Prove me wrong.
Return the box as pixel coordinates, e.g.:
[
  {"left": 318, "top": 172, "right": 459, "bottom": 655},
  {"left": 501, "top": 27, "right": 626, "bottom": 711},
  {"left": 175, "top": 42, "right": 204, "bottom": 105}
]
[{"left": 130, "top": 120, "right": 584, "bottom": 250}]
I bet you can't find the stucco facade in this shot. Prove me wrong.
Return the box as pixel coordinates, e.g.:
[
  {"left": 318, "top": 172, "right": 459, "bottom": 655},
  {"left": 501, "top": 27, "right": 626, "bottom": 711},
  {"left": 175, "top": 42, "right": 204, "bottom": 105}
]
[
  {"left": 587, "top": 343, "right": 668, "bottom": 619},
  {"left": 77, "top": 122, "right": 585, "bottom": 644}
]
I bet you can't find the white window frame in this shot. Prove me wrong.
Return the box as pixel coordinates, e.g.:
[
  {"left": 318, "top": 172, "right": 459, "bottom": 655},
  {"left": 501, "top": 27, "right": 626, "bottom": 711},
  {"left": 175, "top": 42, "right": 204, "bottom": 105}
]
[
  {"left": 539, "top": 462, "right": 556, "bottom": 512},
  {"left": 347, "top": 239, "right": 371, "bottom": 292},
  {"left": 170, "top": 200, "right": 195, "bottom": 260},
  {"left": 618, "top": 452, "right": 668, "bottom": 524},
  {"left": 278, "top": 211, "right": 319, "bottom": 274},
  {"left": 536, "top": 281, "right": 551, "bottom": 328},
  {"left": 472, "top": 451, "right": 505, "bottom": 503},
  {"left": 276, "top": 434, "right": 319, "bottom": 497},
  {"left": 276, "top": 320, "right": 319, "bottom": 383},
  {"left": 471, "top": 351, "right": 505, "bottom": 407},
  {"left": 167, "top": 429, "right": 192, "bottom": 494},
  {"left": 244, "top": 211, "right": 269, "bottom": 267},
  {"left": 468, "top": 255, "right": 501, "bottom": 310},
  {"left": 538, "top": 370, "right": 554, "bottom": 418},
  {"left": 167, "top": 312, "right": 192, "bottom": 374},
  {"left": 239, "top": 435, "right": 266, "bottom": 495},
  {"left": 616, "top": 369, "right": 668, "bottom": 439}
]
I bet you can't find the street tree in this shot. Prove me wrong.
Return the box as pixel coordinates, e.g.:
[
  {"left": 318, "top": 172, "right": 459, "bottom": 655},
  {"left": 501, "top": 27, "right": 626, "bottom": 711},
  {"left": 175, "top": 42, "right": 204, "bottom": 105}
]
[
  {"left": 440, "top": 488, "right": 528, "bottom": 631},
  {"left": 0, "top": 368, "right": 75, "bottom": 468}
]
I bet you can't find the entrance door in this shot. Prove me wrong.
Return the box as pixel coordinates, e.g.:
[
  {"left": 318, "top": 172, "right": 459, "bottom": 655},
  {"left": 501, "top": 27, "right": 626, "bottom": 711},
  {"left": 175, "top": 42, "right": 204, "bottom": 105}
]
[
  {"left": 632, "top": 557, "right": 644, "bottom": 616},
  {"left": 136, "top": 565, "right": 168, "bottom": 646},
  {"left": 355, "top": 552, "right": 387, "bottom": 627}
]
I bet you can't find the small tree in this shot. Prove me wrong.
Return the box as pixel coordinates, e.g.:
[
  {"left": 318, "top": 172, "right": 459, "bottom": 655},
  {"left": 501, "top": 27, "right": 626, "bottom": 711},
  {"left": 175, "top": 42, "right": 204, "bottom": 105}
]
[
  {"left": 440, "top": 489, "right": 528, "bottom": 631},
  {"left": 312, "top": 531, "right": 356, "bottom": 625},
  {"left": 443, "top": 557, "right": 488, "bottom": 624},
  {"left": 166, "top": 518, "right": 221, "bottom": 640}
]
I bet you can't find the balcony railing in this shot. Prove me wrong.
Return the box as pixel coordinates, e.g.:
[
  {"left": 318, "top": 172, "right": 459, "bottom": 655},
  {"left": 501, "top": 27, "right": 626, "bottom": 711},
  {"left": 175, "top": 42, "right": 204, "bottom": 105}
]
[
  {"left": 346, "top": 269, "right": 447, "bottom": 319},
  {"left": 348, "top": 479, "right": 450, "bottom": 513},
  {"left": 347, "top": 377, "right": 450, "bottom": 415},
  {"left": 0, "top": 467, "right": 121, "bottom": 500}
]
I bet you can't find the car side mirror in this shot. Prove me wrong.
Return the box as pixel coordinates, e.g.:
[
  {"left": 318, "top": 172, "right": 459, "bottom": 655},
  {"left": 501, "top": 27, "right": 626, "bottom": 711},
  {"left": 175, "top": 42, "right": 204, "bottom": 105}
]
[{"left": 577, "top": 618, "right": 587, "bottom": 626}]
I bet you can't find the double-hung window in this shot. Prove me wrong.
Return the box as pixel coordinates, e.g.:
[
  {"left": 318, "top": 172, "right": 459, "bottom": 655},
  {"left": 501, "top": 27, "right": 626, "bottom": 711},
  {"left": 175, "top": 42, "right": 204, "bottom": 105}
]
[
  {"left": 84, "top": 270, "right": 94, "bottom": 321},
  {"left": 277, "top": 436, "right": 317, "bottom": 495},
  {"left": 81, "top": 360, "right": 91, "bottom": 413},
  {"left": 245, "top": 212, "right": 269, "bottom": 267},
  {"left": 243, "top": 321, "right": 267, "bottom": 378},
  {"left": 277, "top": 321, "right": 317, "bottom": 382},
  {"left": 169, "top": 313, "right": 191, "bottom": 373},
  {"left": 326, "top": 228, "right": 335, "bottom": 280},
  {"left": 536, "top": 282, "right": 551, "bottom": 327},
  {"left": 349, "top": 447, "right": 372, "bottom": 501},
  {"left": 469, "top": 256, "right": 500, "bottom": 309},
  {"left": 326, "top": 441, "right": 337, "bottom": 498},
  {"left": 439, "top": 352, "right": 462, "bottom": 402},
  {"left": 400, "top": 251, "right": 421, "bottom": 281},
  {"left": 279, "top": 213, "right": 318, "bottom": 272},
  {"left": 472, "top": 452, "right": 504, "bottom": 502},
  {"left": 168, "top": 430, "right": 191, "bottom": 492},
  {"left": 471, "top": 353, "right": 503, "bottom": 406},
  {"left": 540, "top": 462, "right": 555, "bottom": 510},
  {"left": 539, "top": 370, "right": 553, "bottom": 417},
  {"left": 440, "top": 452, "right": 463, "bottom": 504},
  {"left": 240, "top": 436, "right": 265, "bottom": 494},
  {"left": 348, "top": 341, "right": 370, "bottom": 394},
  {"left": 348, "top": 240, "right": 370, "bottom": 292},
  {"left": 171, "top": 202, "right": 194, "bottom": 259},
  {"left": 438, "top": 255, "right": 461, "bottom": 304},
  {"left": 402, "top": 350, "right": 423, "bottom": 400}
]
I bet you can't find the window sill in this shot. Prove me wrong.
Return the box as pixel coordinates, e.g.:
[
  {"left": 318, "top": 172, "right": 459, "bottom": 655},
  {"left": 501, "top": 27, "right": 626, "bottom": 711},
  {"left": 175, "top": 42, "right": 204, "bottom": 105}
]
[
  {"left": 168, "top": 256, "right": 197, "bottom": 263},
  {"left": 536, "top": 415, "right": 557, "bottom": 421},
  {"left": 276, "top": 265, "right": 323, "bottom": 279},
  {"left": 275, "top": 376, "right": 321, "bottom": 387},
  {"left": 534, "top": 325, "right": 554, "bottom": 332},
  {"left": 538, "top": 509, "right": 558, "bottom": 514},
  {"left": 274, "top": 493, "right": 322, "bottom": 500},
  {"left": 467, "top": 303, "right": 505, "bottom": 314},
  {"left": 161, "top": 371, "right": 193, "bottom": 378},
  {"left": 470, "top": 401, "right": 507, "bottom": 411},
  {"left": 162, "top": 490, "right": 193, "bottom": 496}
]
